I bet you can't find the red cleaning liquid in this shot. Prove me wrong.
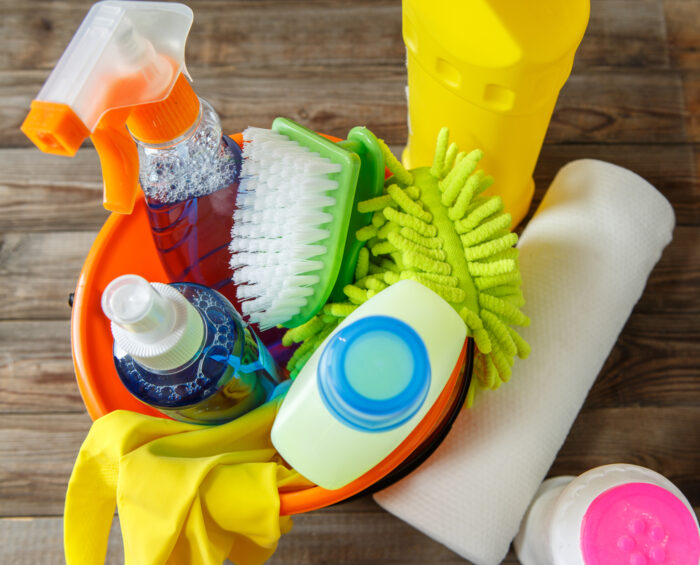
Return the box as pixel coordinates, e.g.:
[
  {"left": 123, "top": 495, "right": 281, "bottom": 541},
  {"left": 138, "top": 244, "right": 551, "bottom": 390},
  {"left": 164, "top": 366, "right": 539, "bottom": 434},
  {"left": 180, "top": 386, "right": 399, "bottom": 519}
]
[
  {"left": 146, "top": 181, "right": 238, "bottom": 301},
  {"left": 143, "top": 136, "right": 287, "bottom": 355}
]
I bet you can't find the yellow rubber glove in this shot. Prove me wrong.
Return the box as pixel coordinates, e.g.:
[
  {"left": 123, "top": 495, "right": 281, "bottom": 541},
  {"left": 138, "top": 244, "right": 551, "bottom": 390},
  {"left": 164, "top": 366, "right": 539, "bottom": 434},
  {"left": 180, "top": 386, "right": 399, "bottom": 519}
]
[{"left": 64, "top": 400, "right": 314, "bottom": 565}]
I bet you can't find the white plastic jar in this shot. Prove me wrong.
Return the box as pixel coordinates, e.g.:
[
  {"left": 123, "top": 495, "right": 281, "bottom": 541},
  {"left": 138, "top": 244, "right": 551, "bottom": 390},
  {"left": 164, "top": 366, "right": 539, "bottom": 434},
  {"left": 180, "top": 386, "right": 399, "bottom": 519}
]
[{"left": 515, "top": 464, "right": 700, "bottom": 565}]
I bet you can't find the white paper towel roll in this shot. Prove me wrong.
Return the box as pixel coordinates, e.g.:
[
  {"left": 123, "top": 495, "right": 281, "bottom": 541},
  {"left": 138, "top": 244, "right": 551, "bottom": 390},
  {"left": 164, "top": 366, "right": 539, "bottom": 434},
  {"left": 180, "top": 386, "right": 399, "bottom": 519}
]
[{"left": 373, "top": 159, "right": 676, "bottom": 565}]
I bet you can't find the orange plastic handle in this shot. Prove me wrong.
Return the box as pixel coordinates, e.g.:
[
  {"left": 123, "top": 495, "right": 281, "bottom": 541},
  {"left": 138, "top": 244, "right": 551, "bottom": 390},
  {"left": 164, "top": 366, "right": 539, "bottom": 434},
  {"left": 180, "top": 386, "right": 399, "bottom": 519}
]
[
  {"left": 91, "top": 108, "right": 141, "bottom": 215},
  {"left": 21, "top": 102, "right": 139, "bottom": 214},
  {"left": 21, "top": 101, "right": 90, "bottom": 157}
]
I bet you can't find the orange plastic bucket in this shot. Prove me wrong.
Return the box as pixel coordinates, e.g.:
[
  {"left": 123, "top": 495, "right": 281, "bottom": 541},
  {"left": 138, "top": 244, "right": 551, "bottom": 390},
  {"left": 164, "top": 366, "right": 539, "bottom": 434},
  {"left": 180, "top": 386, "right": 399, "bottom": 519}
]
[{"left": 70, "top": 133, "right": 473, "bottom": 515}]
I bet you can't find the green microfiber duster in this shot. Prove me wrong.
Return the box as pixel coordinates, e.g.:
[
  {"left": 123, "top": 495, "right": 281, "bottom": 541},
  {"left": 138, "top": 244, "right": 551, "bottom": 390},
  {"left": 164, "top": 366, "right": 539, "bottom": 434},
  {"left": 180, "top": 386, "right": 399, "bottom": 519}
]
[{"left": 283, "top": 128, "right": 530, "bottom": 407}]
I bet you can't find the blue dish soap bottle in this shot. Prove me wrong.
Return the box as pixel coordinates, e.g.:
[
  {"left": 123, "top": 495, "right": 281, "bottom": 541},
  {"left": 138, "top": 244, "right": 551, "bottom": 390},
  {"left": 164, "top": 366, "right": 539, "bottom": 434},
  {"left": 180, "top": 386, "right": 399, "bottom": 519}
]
[
  {"left": 20, "top": 2, "right": 245, "bottom": 311},
  {"left": 101, "top": 274, "right": 283, "bottom": 424}
]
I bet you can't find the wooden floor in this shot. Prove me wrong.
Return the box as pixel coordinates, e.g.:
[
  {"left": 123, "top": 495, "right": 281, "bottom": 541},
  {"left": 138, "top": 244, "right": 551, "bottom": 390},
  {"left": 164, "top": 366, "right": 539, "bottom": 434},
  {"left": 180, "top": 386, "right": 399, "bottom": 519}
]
[{"left": 1, "top": 1, "right": 698, "bottom": 563}]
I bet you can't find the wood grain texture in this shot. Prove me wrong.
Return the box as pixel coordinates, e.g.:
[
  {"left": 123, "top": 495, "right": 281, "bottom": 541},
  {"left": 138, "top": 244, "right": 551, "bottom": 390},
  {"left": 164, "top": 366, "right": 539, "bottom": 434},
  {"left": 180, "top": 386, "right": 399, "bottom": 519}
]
[
  {"left": 545, "top": 70, "right": 687, "bottom": 144},
  {"left": 575, "top": 0, "right": 670, "bottom": 69},
  {"left": 533, "top": 144, "right": 700, "bottom": 226},
  {"left": 584, "top": 309, "right": 700, "bottom": 409},
  {"left": 267, "top": 511, "right": 520, "bottom": 565},
  {"left": 663, "top": 0, "right": 700, "bottom": 70},
  {"left": 0, "top": 149, "right": 105, "bottom": 232},
  {"left": 0, "top": 517, "right": 126, "bottom": 565},
  {"left": 0, "top": 0, "right": 681, "bottom": 74},
  {"left": 0, "top": 227, "right": 695, "bottom": 321},
  {"left": 635, "top": 227, "right": 700, "bottom": 312},
  {"left": 0, "top": 515, "right": 522, "bottom": 565},
  {"left": 682, "top": 72, "right": 700, "bottom": 141},
  {"left": 1, "top": 143, "right": 697, "bottom": 233},
  {"left": 0, "top": 413, "right": 91, "bottom": 517},
  {"left": 2, "top": 408, "right": 698, "bottom": 519},
  {"left": 550, "top": 407, "right": 700, "bottom": 504},
  {"left": 0, "top": 0, "right": 691, "bottom": 149},
  {"left": 0, "top": 1, "right": 404, "bottom": 72},
  {"left": 0, "top": 301, "right": 697, "bottom": 416},
  {"left": 0, "top": 321, "right": 82, "bottom": 414},
  {"left": 5, "top": 511, "right": 700, "bottom": 565},
  {"left": 0, "top": 231, "right": 94, "bottom": 320},
  {"left": 0, "top": 0, "right": 698, "bottom": 562},
  {"left": 3, "top": 67, "right": 691, "bottom": 148}
]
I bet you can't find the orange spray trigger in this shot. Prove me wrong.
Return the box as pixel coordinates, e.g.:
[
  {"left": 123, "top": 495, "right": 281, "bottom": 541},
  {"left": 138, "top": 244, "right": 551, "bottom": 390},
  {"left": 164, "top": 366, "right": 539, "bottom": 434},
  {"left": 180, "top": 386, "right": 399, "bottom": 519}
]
[
  {"left": 91, "top": 109, "right": 140, "bottom": 215},
  {"left": 21, "top": 101, "right": 90, "bottom": 157},
  {"left": 21, "top": 101, "right": 139, "bottom": 214},
  {"left": 20, "top": 1, "right": 195, "bottom": 214}
]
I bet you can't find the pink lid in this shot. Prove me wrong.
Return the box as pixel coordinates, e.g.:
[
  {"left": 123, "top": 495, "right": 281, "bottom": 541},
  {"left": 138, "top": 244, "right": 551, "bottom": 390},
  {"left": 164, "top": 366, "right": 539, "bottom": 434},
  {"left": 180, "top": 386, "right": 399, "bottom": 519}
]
[{"left": 581, "top": 482, "right": 700, "bottom": 565}]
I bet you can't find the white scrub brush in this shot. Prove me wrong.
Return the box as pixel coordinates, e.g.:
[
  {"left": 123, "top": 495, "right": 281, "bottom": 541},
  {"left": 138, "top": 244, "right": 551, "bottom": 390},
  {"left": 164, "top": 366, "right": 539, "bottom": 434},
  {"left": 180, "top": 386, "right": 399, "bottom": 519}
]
[{"left": 229, "top": 117, "right": 385, "bottom": 330}]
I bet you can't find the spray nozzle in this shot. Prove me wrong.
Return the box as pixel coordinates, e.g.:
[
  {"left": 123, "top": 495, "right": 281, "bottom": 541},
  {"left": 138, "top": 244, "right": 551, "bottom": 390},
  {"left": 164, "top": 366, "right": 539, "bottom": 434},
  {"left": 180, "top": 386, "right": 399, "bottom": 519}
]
[
  {"left": 102, "top": 274, "right": 205, "bottom": 372},
  {"left": 102, "top": 274, "right": 176, "bottom": 343},
  {"left": 20, "top": 1, "right": 198, "bottom": 214}
]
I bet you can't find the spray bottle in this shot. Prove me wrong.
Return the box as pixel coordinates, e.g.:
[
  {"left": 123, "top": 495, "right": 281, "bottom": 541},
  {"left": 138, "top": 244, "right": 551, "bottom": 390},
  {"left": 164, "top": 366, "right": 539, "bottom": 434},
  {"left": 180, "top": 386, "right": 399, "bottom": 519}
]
[
  {"left": 402, "top": 0, "right": 590, "bottom": 225},
  {"left": 101, "top": 274, "right": 282, "bottom": 424},
  {"left": 21, "top": 1, "right": 241, "bottom": 305}
]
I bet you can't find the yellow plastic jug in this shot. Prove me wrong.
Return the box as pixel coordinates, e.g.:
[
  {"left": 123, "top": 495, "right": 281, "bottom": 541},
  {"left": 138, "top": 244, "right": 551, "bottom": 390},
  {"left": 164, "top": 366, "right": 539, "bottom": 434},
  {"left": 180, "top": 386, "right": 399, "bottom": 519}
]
[{"left": 402, "top": 0, "right": 590, "bottom": 225}]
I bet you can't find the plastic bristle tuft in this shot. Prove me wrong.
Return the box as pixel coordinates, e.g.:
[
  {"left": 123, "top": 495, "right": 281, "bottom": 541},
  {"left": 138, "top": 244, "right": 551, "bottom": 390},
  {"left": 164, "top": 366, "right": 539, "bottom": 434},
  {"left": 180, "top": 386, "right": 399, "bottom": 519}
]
[{"left": 231, "top": 126, "right": 343, "bottom": 329}]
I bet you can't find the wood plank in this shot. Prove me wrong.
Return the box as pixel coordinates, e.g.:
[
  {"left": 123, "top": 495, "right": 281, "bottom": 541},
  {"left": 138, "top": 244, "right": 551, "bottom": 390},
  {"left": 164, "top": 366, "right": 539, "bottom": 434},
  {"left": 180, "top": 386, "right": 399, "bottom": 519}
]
[
  {"left": 551, "top": 407, "right": 700, "bottom": 504},
  {"left": 0, "top": 413, "right": 91, "bottom": 517},
  {"left": 1, "top": 143, "right": 697, "bottom": 235},
  {"left": 0, "top": 515, "right": 520, "bottom": 564},
  {"left": 269, "top": 511, "right": 519, "bottom": 564},
  {"left": 575, "top": 0, "right": 669, "bottom": 70},
  {"left": 2, "top": 408, "right": 698, "bottom": 518},
  {"left": 0, "top": 231, "right": 94, "bottom": 321},
  {"left": 586, "top": 311, "right": 700, "bottom": 409},
  {"left": 0, "top": 222, "right": 696, "bottom": 408},
  {"left": 0, "top": 517, "right": 125, "bottom": 565},
  {"left": 0, "top": 1, "right": 404, "bottom": 72},
  {"left": 4, "top": 511, "right": 700, "bottom": 564},
  {"left": 2, "top": 67, "right": 690, "bottom": 148},
  {"left": 0, "top": 65, "right": 409, "bottom": 149},
  {"left": 0, "top": 224, "right": 694, "bottom": 320},
  {"left": 198, "top": 65, "right": 408, "bottom": 146},
  {"left": 0, "top": 272, "right": 698, "bottom": 414},
  {"left": 532, "top": 144, "right": 700, "bottom": 226},
  {"left": 0, "top": 0, "right": 676, "bottom": 74},
  {"left": 0, "top": 321, "right": 83, "bottom": 414},
  {"left": 635, "top": 226, "right": 700, "bottom": 312},
  {"left": 0, "top": 226, "right": 696, "bottom": 412},
  {"left": 0, "top": 149, "right": 106, "bottom": 232},
  {"left": 682, "top": 72, "right": 700, "bottom": 142},
  {"left": 545, "top": 70, "right": 687, "bottom": 144},
  {"left": 663, "top": 0, "right": 700, "bottom": 70}
]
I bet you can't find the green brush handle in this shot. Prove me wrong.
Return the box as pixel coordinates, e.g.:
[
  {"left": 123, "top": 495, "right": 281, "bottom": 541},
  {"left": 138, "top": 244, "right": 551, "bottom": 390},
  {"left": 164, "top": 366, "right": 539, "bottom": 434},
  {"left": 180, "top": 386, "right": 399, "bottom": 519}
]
[
  {"left": 329, "top": 128, "right": 385, "bottom": 302},
  {"left": 271, "top": 117, "right": 361, "bottom": 328},
  {"left": 267, "top": 118, "right": 384, "bottom": 326}
]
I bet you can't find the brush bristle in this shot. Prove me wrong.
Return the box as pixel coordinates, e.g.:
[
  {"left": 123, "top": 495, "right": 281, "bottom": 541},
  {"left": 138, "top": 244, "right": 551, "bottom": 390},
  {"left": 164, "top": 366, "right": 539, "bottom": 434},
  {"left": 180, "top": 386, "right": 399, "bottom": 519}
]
[{"left": 230, "top": 127, "right": 342, "bottom": 329}]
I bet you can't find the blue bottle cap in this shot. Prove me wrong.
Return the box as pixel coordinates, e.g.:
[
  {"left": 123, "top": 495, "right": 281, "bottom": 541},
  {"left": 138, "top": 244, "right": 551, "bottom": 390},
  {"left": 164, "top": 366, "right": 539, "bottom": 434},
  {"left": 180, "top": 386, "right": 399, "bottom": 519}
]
[{"left": 317, "top": 315, "right": 431, "bottom": 433}]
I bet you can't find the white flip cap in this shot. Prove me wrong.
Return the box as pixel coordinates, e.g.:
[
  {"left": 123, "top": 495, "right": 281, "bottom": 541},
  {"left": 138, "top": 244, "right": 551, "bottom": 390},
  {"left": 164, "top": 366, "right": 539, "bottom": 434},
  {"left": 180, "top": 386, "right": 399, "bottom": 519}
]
[{"left": 102, "top": 274, "right": 205, "bottom": 372}]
